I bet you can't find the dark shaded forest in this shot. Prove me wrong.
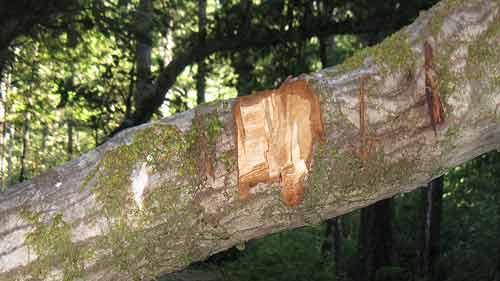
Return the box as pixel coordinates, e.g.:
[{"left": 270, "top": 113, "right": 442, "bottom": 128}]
[{"left": 1, "top": 0, "right": 499, "bottom": 280}]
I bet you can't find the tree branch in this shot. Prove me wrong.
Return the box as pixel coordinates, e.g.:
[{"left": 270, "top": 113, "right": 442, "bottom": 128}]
[{"left": 114, "top": 18, "right": 389, "bottom": 133}]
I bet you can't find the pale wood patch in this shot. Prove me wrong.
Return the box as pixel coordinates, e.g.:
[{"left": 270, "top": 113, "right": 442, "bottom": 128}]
[{"left": 233, "top": 79, "right": 324, "bottom": 206}]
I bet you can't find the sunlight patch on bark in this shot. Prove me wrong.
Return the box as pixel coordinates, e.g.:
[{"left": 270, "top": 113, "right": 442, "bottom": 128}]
[{"left": 131, "top": 162, "right": 150, "bottom": 210}]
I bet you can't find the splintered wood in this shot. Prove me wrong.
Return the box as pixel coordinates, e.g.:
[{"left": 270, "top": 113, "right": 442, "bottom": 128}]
[{"left": 233, "top": 79, "right": 324, "bottom": 206}]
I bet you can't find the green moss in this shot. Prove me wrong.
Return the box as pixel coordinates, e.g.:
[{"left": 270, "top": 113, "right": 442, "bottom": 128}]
[
  {"left": 467, "top": 17, "right": 500, "bottom": 91},
  {"left": 336, "top": 31, "right": 416, "bottom": 77},
  {"left": 336, "top": 151, "right": 412, "bottom": 200},
  {"left": 445, "top": 125, "right": 459, "bottom": 140},
  {"left": 304, "top": 145, "right": 330, "bottom": 207},
  {"left": 90, "top": 123, "right": 200, "bottom": 270},
  {"left": 433, "top": 9, "right": 500, "bottom": 119},
  {"left": 205, "top": 115, "right": 224, "bottom": 145},
  {"left": 81, "top": 108, "right": 229, "bottom": 278},
  {"left": 435, "top": 53, "right": 455, "bottom": 114},
  {"left": 308, "top": 145, "right": 413, "bottom": 205},
  {"left": 91, "top": 125, "right": 193, "bottom": 218},
  {"left": 19, "top": 210, "right": 88, "bottom": 281},
  {"left": 219, "top": 150, "right": 237, "bottom": 172},
  {"left": 430, "top": 0, "right": 499, "bottom": 83},
  {"left": 428, "top": 0, "right": 467, "bottom": 36}
]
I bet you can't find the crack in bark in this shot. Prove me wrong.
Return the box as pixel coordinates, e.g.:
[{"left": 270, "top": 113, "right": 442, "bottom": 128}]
[
  {"left": 357, "top": 76, "right": 379, "bottom": 160},
  {"left": 424, "top": 41, "right": 445, "bottom": 136}
]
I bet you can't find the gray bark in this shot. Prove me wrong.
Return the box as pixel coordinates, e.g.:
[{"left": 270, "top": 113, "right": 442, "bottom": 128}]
[{"left": 0, "top": 0, "right": 499, "bottom": 280}]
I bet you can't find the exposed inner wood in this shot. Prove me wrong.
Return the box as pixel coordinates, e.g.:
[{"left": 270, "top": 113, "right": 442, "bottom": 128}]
[{"left": 233, "top": 79, "right": 324, "bottom": 206}]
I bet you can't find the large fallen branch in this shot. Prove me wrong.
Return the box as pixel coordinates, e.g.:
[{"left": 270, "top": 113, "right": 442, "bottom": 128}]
[{"left": 1, "top": 0, "right": 499, "bottom": 280}]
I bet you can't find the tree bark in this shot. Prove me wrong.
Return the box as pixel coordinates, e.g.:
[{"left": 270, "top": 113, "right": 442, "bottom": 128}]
[{"left": 0, "top": 0, "right": 499, "bottom": 280}]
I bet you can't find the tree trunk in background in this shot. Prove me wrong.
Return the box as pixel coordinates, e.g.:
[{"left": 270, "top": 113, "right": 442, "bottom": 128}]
[
  {"left": 0, "top": 1, "right": 499, "bottom": 279},
  {"left": 417, "top": 176, "right": 443, "bottom": 280},
  {"left": 0, "top": 88, "right": 5, "bottom": 190},
  {"left": 38, "top": 124, "right": 49, "bottom": 172},
  {"left": 18, "top": 109, "right": 30, "bottom": 182},
  {"left": 0, "top": 122, "right": 5, "bottom": 190},
  {"left": 67, "top": 119, "right": 73, "bottom": 161},
  {"left": 66, "top": 29, "right": 77, "bottom": 162},
  {"left": 34, "top": 124, "right": 53, "bottom": 175},
  {"left": 317, "top": 0, "right": 334, "bottom": 67},
  {"left": 319, "top": 37, "right": 330, "bottom": 68},
  {"left": 322, "top": 217, "right": 342, "bottom": 269},
  {"left": 0, "top": 49, "right": 6, "bottom": 81},
  {"left": 231, "top": 0, "right": 254, "bottom": 98},
  {"left": 196, "top": 0, "right": 207, "bottom": 105},
  {"left": 231, "top": 50, "right": 254, "bottom": 97},
  {"left": 76, "top": 129, "right": 80, "bottom": 154},
  {"left": 495, "top": 198, "right": 500, "bottom": 281},
  {"left": 19, "top": 59, "right": 35, "bottom": 183},
  {"left": 0, "top": 76, "right": 10, "bottom": 189},
  {"left": 358, "top": 199, "right": 396, "bottom": 281},
  {"left": 92, "top": 116, "right": 99, "bottom": 147},
  {"left": 6, "top": 124, "right": 13, "bottom": 186},
  {"left": 133, "top": 0, "right": 153, "bottom": 122}
]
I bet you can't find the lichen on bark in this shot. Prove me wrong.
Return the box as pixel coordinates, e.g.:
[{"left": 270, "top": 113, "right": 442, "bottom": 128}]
[
  {"left": 334, "top": 30, "right": 417, "bottom": 78},
  {"left": 76, "top": 107, "right": 229, "bottom": 279},
  {"left": 19, "top": 210, "right": 88, "bottom": 281}
]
